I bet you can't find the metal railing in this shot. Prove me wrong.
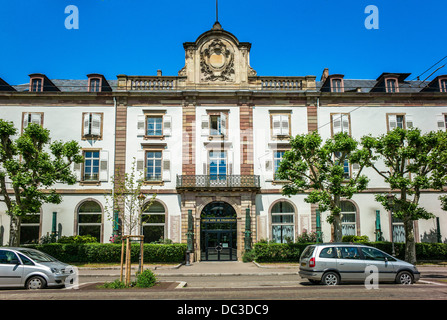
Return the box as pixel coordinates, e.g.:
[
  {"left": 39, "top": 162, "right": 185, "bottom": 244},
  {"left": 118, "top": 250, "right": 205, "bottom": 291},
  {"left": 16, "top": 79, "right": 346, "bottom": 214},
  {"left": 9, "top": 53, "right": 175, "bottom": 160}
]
[{"left": 176, "top": 175, "right": 260, "bottom": 190}]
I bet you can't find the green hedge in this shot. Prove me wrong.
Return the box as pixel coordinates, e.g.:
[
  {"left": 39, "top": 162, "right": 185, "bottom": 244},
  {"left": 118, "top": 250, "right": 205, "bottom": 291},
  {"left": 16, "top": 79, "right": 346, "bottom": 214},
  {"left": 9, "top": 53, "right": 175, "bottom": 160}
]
[
  {"left": 251, "top": 241, "right": 447, "bottom": 263},
  {"left": 24, "top": 243, "right": 187, "bottom": 263}
]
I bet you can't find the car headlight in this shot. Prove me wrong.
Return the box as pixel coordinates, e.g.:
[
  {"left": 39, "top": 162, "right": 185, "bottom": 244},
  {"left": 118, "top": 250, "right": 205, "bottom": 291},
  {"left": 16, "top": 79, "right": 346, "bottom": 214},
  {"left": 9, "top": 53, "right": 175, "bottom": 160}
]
[{"left": 51, "top": 268, "right": 61, "bottom": 274}]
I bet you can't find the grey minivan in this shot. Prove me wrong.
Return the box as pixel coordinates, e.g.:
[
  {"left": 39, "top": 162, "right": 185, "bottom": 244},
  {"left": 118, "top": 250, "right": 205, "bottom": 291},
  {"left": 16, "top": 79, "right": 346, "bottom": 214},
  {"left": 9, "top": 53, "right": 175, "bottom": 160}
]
[
  {"left": 299, "top": 243, "right": 420, "bottom": 285},
  {"left": 0, "top": 247, "right": 74, "bottom": 289}
]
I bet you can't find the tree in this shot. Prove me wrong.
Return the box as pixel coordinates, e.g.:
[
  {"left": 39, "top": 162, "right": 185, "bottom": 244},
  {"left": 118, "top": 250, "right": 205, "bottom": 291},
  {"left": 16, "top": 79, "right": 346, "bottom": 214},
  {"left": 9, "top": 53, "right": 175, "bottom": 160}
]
[
  {"left": 276, "top": 131, "right": 370, "bottom": 242},
  {"left": 104, "top": 158, "right": 156, "bottom": 237},
  {"left": 0, "top": 120, "right": 83, "bottom": 246},
  {"left": 361, "top": 127, "right": 447, "bottom": 264}
]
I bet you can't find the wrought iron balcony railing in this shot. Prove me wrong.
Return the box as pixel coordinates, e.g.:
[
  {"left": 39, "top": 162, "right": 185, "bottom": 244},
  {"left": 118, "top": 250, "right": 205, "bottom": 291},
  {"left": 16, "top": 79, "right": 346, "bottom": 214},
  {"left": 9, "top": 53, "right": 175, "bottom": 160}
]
[{"left": 176, "top": 175, "right": 260, "bottom": 191}]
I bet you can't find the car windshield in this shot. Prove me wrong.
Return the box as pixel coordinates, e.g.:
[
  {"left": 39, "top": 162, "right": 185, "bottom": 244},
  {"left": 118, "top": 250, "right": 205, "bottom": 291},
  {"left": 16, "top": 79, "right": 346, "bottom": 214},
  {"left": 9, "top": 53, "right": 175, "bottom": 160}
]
[{"left": 16, "top": 249, "right": 57, "bottom": 262}]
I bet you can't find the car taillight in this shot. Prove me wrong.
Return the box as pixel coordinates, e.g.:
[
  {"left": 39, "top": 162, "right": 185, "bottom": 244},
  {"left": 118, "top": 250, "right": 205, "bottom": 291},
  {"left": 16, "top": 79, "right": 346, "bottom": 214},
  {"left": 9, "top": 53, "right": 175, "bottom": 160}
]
[{"left": 309, "top": 257, "right": 316, "bottom": 268}]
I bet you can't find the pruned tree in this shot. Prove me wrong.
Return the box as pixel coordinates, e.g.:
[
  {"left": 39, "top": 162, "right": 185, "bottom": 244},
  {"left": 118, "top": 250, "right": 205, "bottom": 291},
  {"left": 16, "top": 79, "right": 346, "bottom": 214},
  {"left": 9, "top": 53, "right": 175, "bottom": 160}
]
[
  {"left": 276, "top": 131, "right": 370, "bottom": 242},
  {"left": 361, "top": 127, "right": 447, "bottom": 264},
  {"left": 104, "top": 158, "right": 156, "bottom": 237},
  {"left": 0, "top": 120, "right": 83, "bottom": 246}
]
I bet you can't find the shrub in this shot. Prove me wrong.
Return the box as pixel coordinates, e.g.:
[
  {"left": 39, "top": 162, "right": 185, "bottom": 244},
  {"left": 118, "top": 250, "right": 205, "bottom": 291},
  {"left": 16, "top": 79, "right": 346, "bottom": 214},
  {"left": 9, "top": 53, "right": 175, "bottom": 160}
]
[
  {"left": 99, "top": 279, "right": 128, "bottom": 289},
  {"left": 135, "top": 269, "right": 157, "bottom": 288},
  {"left": 253, "top": 242, "right": 306, "bottom": 262},
  {"left": 58, "top": 235, "right": 98, "bottom": 244},
  {"left": 342, "top": 235, "right": 370, "bottom": 243}
]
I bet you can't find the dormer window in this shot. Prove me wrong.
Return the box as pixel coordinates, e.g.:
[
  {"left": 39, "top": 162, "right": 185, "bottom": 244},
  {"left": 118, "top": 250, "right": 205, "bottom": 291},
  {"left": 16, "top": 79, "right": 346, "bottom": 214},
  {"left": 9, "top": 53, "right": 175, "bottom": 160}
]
[
  {"left": 440, "top": 78, "right": 447, "bottom": 93},
  {"left": 331, "top": 78, "right": 344, "bottom": 93},
  {"left": 385, "top": 78, "right": 398, "bottom": 93},
  {"left": 30, "top": 78, "right": 43, "bottom": 92},
  {"left": 89, "top": 78, "right": 101, "bottom": 92}
]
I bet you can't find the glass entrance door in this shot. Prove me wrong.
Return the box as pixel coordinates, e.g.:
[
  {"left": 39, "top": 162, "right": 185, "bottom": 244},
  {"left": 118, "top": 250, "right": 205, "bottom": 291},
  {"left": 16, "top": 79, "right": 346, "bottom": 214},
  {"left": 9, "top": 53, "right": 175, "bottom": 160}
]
[
  {"left": 200, "top": 201, "right": 237, "bottom": 261},
  {"left": 202, "top": 230, "right": 236, "bottom": 261}
]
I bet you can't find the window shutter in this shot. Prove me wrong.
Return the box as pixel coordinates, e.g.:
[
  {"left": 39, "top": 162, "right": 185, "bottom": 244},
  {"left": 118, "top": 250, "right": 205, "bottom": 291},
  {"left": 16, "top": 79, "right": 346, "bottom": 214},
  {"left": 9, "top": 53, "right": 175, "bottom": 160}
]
[
  {"left": 99, "top": 150, "right": 109, "bottom": 182},
  {"left": 437, "top": 115, "right": 446, "bottom": 131},
  {"left": 351, "top": 162, "right": 360, "bottom": 178},
  {"left": 83, "top": 113, "right": 90, "bottom": 136},
  {"left": 163, "top": 115, "right": 172, "bottom": 136},
  {"left": 227, "top": 149, "right": 233, "bottom": 175},
  {"left": 388, "top": 115, "right": 397, "bottom": 131},
  {"left": 264, "top": 150, "right": 274, "bottom": 181},
  {"left": 162, "top": 150, "right": 171, "bottom": 181},
  {"left": 332, "top": 114, "right": 342, "bottom": 135},
  {"left": 201, "top": 149, "right": 208, "bottom": 174},
  {"left": 136, "top": 150, "right": 145, "bottom": 181},
  {"left": 91, "top": 113, "right": 102, "bottom": 137},
  {"left": 201, "top": 115, "right": 209, "bottom": 136},
  {"left": 341, "top": 114, "right": 350, "bottom": 134},
  {"left": 220, "top": 112, "right": 227, "bottom": 136},
  {"left": 405, "top": 115, "right": 413, "bottom": 129},
  {"left": 23, "top": 113, "right": 29, "bottom": 129},
  {"left": 272, "top": 115, "right": 281, "bottom": 136},
  {"left": 73, "top": 162, "right": 82, "bottom": 182},
  {"left": 30, "top": 113, "right": 42, "bottom": 125},
  {"left": 281, "top": 115, "right": 289, "bottom": 135},
  {"left": 137, "top": 115, "right": 146, "bottom": 136}
]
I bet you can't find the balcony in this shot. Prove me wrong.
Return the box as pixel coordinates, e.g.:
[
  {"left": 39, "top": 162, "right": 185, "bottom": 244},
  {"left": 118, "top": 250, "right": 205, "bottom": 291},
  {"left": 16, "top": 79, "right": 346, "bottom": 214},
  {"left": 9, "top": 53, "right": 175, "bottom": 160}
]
[{"left": 176, "top": 175, "right": 260, "bottom": 191}]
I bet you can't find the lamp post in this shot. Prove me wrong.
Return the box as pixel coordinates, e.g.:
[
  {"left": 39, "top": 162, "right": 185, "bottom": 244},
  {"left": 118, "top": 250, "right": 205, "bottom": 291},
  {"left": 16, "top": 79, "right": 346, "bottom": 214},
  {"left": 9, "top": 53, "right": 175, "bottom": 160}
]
[{"left": 386, "top": 194, "right": 396, "bottom": 256}]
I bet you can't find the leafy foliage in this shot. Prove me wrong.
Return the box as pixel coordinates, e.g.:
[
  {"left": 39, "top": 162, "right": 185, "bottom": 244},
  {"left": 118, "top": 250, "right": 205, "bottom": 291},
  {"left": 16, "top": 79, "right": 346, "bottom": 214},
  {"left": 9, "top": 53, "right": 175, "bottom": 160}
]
[
  {"left": 276, "top": 131, "right": 370, "bottom": 241},
  {"left": 0, "top": 120, "right": 83, "bottom": 245}
]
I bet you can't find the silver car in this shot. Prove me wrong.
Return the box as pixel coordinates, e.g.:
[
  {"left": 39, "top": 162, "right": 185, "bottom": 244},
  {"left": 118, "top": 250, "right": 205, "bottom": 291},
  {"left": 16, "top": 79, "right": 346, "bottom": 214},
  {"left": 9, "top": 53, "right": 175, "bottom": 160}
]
[
  {"left": 0, "top": 247, "right": 74, "bottom": 289},
  {"left": 299, "top": 243, "right": 420, "bottom": 285}
]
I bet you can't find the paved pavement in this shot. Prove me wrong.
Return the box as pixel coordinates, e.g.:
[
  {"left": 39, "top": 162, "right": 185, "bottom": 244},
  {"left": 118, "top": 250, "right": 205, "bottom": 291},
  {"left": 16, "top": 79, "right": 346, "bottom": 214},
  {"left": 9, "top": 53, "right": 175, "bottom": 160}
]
[{"left": 77, "top": 261, "right": 447, "bottom": 278}]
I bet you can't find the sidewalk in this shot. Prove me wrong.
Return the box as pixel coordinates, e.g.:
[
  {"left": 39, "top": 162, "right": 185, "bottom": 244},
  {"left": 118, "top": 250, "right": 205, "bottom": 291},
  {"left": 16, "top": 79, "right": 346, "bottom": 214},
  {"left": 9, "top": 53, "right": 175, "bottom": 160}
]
[
  {"left": 78, "top": 261, "right": 301, "bottom": 277},
  {"left": 77, "top": 261, "right": 447, "bottom": 278}
]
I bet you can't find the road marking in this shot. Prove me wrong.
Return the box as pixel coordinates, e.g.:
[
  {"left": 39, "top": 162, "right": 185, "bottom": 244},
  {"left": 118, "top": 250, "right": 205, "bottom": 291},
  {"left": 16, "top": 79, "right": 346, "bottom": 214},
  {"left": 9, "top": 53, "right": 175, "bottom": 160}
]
[{"left": 419, "top": 280, "right": 447, "bottom": 286}]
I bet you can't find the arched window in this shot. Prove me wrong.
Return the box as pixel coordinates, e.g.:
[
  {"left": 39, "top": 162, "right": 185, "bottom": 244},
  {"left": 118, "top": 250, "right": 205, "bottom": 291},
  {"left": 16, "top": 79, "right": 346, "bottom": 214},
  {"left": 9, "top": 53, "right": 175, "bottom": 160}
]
[
  {"left": 141, "top": 201, "right": 166, "bottom": 243},
  {"left": 341, "top": 201, "right": 357, "bottom": 236},
  {"left": 78, "top": 201, "right": 102, "bottom": 242},
  {"left": 271, "top": 201, "right": 295, "bottom": 243}
]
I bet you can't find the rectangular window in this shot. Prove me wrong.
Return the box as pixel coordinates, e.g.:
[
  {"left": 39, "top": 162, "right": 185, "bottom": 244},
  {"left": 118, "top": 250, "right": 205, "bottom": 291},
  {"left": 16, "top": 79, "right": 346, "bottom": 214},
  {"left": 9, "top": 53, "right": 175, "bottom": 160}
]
[
  {"left": 209, "top": 151, "right": 227, "bottom": 178},
  {"left": 146, "top": 151, "right": 162, "bottom": 181},
  {"left": 31, "top": 79, "right": 42, "bottom": 92},
  {"left": 20, "top": 213, "right": 40, "bottom": 244},
  {"left": 331, "top": 79, "right": 343, "bottom": 92},
  {"left": 440, "top": 79, "right": 447, "bottom": 93},
  {"left": 83, "top": 151, "right": 100, "bottom": 181},
  {"left": 83, "top": 113, "right": 103, "bottom": 138},
  {"left": 274, "top": 150, "right": 285, "bottom": 179},
  {"left": 396, "top": 115, "right": 404, "bottom": 129},
  {"left": 386, "top": 79, "right": 398, "bottom": 93},
  {"left": 334, "top": 151, "right": 350, "bottom": 179},
  {"left": 387, "top": 114, "right": 406, "bottom": 131},
  {"left": 89, "top": 78, "right": 101, "bottom": 92},
  {"left": 271, "top": 114, "right": 290, "bottom": 137},
  {"left": 331, "top": 113, "right": 350, "bottom": 136},
  {"left": 146, "top": 116, "right": 163, "bottom": 136},
  {"left": 22, "top": 112, "right": 43, "bottom": 131}
]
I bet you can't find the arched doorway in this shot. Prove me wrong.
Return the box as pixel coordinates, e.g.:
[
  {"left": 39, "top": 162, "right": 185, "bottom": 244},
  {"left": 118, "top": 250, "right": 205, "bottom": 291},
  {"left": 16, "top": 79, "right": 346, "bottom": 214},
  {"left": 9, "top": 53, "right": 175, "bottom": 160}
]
[{"left": 200, "top": 201, "right": 237, "bottom": 261}]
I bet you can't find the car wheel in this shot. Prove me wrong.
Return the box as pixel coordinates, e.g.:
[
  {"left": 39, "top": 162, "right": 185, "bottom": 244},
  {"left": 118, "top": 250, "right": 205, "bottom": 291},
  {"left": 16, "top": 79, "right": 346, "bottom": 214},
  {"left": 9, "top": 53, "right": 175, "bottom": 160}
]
[
  {"left": 395, "top": 271, "right": 414, "bottom": 285},
  {"left": 322, "top": 272, "right": 340, "bottom": 286},
  {"left": 26, "top": 276, "right": 47, "bottom": 290}
]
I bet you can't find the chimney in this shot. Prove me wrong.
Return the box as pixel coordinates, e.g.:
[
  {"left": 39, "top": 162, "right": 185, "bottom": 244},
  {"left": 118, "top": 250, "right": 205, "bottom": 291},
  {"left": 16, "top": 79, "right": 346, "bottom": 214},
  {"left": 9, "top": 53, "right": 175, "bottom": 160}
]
[
  {"left": 320, "top": 68, "right": 329, "bottom": 82},
  {"left": 157, "top": 69, "right": 162, "bottom": 77}
]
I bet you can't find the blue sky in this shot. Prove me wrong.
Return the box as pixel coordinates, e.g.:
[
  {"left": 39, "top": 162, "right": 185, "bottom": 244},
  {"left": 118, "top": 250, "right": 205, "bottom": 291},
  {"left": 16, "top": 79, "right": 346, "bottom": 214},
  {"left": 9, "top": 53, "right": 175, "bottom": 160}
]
[{"left": 0, "top": 0, "right": 446, "bottom": 85}]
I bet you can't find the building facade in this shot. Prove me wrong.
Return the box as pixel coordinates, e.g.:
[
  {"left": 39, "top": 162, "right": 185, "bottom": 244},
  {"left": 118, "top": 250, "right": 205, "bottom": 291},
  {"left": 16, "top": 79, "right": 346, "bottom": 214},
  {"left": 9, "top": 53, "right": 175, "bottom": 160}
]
[{"left": 1, "top": 22, "right": 447, "bottom": 261}]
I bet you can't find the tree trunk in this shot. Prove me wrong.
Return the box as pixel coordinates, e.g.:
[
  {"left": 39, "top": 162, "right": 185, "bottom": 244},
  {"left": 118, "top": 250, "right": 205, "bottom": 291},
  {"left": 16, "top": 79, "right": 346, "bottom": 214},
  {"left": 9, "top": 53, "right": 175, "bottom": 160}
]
[
  {"left": 9, "top": 215, "right": 21, "bottom": 247},
  {"left": 332, "top": 214, "right": 343, "bottom": 242},
  {"left": 404, "top": 217, "right": 416, "bottom": 264}
]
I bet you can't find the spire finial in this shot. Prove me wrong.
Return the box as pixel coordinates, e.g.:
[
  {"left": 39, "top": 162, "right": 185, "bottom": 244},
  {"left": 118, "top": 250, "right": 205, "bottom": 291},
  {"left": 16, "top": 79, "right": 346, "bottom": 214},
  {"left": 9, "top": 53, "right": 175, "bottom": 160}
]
[{"left": 216, "top": 0, "right": 219, "bottom": 22}]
